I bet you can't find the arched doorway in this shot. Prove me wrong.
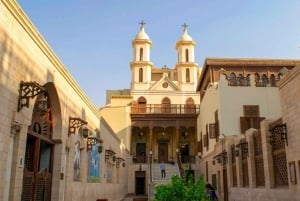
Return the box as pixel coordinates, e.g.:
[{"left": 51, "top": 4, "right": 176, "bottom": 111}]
[{"left": 21, "top": 92, "right": 54, "bottom": 201}]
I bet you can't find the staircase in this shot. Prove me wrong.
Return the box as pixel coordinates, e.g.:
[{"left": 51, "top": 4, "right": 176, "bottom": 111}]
[
  {"left": 148, "top": 163, "right": 180, "bottom": 200},
  {"left": 152, "top": 163, "right": 180, "bottom": 184}
]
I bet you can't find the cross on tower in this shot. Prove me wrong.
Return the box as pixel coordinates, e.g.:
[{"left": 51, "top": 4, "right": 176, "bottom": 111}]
[
  {"left": 139, "top": 20, "right": 146, "bottom": 29},
  {"left": 182, "top": 22, "right": 188, "bottom": 31}
]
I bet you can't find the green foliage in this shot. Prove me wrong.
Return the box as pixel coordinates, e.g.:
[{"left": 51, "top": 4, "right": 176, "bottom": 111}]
[{"left": 153, "top": 175, "right": 209, "bottom": 201}]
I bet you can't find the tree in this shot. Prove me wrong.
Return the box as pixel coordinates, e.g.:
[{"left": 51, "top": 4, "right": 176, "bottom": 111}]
[{"left": 153, "top": 175, "right": 209, "bottom": 201}]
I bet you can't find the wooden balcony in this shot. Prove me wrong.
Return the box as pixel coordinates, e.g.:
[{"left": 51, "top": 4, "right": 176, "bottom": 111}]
[{"left": 131, "top": 104, "right": 200, "bottom": 114}]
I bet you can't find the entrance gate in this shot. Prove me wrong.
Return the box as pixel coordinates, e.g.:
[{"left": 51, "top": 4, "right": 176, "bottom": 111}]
[{"left": 21, "top": 95, "right": 54, "bottom": 201}]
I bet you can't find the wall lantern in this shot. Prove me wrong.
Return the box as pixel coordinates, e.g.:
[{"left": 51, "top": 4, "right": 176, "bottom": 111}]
[
  {"left": 116, "top": 157, "right": 125, "bottom": 168},
  {"left": 182, "top": 131, "right": 188, "bottom": 139},
  {"left": 105, "top": 149, "right": 116, "bottom": 163},
  {"left": 213, "top": 151, "right": 227, "bottom": 166},
  {"left": 87, "top": 136, "right": 103, "bottom": 154},
  {"left": 17, "top": 81, "right": 48, "bottom": 113},
  {"left": 269, "top": 123, "right": 288, "bottom": 146},
  {"left": 68, "top": 117, "right": 88, "bottom": 137}
]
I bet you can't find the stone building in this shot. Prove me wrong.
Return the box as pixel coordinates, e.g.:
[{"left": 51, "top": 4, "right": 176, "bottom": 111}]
[
  {"left": 0, "top": 1, "right": 129, "bottom": 201},
  {"left": 2, "top": 1, "right": 300, "bottom": 201},
  {"left": 197, "top": 58, "right": 300, "bottom": 201}
]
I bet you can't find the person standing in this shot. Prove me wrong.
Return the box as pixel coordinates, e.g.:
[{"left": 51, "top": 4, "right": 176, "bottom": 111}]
[{"left": 160, "top": 161, "right": 166, "bottom": 178}]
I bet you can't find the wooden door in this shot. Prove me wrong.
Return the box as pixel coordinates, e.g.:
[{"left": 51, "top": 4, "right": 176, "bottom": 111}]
[
  {"left": 135, "top": 171, "right": 146, "bottom": 195},
  {"left": 136, "top": 143, "right": 146, "bottom": 163},
  {"left": 158, "top": 143, "right": 168, "bottom": 162},
  {"left": 21, "top": 134, "right": 53, "bottom": 201},
  {"left": 21, "top": 95, "right": 54, "bottom": 201}
]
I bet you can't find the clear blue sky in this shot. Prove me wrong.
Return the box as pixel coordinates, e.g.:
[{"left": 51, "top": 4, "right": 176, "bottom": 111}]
[{"left": 17, "top": 0, "right": 300, "bottom": 107}]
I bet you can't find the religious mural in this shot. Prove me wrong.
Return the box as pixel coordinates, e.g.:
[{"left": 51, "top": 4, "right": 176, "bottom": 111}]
[
  {"left": 73, "top": 140, "right": 81, "bottom": 180},
  {"left": 88, "top": 144, "right": 101, "bottom": 182}
]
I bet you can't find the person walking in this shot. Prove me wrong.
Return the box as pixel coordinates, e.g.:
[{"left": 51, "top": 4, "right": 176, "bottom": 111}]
[
  {"left": 205, "top": 183, "right": 219, "bottom": 201},
  {"left": 160, "top": 161, "right": 166, "bottom": 178}
]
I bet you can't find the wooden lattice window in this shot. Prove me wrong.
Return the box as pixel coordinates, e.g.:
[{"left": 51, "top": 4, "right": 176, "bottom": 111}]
[
  {"left": 253, "top": 131, "right": 265, "bottom": 187},
  {"left": 270, "top": 123, "right": 288, "bottom": 187},
  {"left": 240, "top": 105, "right": 265, "bottom": 133},
  {"left": 243, "top": 105, "right": 259, "bottom": 116},
  {"left": 273, "top": 152, "right": 288, "bottom": 186}
]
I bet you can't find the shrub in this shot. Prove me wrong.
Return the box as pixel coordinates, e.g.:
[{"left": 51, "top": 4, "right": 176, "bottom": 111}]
[{"left": 153, "top": 175, "right": 209, "bottom": 201}]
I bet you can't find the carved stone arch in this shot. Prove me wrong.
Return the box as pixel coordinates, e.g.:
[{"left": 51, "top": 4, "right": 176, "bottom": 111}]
[
  {"left": 262, "top": 74, "right": 268, "bottom": 86},
  {"left": 229, "top": 72, "right": 237, "bottom": 86},
  {"left": 44, "top": 82, "right": 62, "bottom": 140},
  {"left": 270, "top": 74, "right": 276, "bottom": 87}
]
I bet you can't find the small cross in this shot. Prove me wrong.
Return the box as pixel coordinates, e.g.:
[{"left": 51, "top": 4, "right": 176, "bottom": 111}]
[
  {"left": 182, "top": 22, "right": 188, "bottom": 31},
  {"left": 139, "top": 20, "right": 146, "bottom": 29}
]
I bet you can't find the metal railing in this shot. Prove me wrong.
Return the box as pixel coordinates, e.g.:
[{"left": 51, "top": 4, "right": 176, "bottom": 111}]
[{"left": 131, "top": 104, "right": 200, "bottom": 114}]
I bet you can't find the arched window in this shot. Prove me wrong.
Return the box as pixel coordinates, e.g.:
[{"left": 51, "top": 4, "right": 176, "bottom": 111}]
[
  {"left": 229, "top": 72, "right": 236, "bottom": 86},
  {"left": 186, "top": 68, "right": 190, "bottom": 83},
  {"left": 185, "top": 49, "right": 189, "bottom": 62},
  {"left": 237, "top": 74, "right": 243, "bottom": 85},
  {"left": 161, "top": 97, "right": 171, "bottom": 113},
  {"left": 137, "top": 97, "right": 147, "bottom": 113},
  {"left": 139, "top": 48, "right": 143, "bottom": 61},
  {"left": 185, "top": 98, "right": 195, "bottom": 113},
  {"left": 270, "top": 74, "right": 276, "bottom": 87},
  {"left": 139, "top": 68, "right": 143, "bottom": 82},
  {"left": 255, "top": 73, "right": 260, "bottom": 86},
  {"left": 262, "top": 74, "right": 268, "bottom": 86}
]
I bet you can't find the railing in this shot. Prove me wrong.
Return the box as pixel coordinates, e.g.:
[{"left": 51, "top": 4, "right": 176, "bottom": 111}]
[
  {"left": 226, "top": 76, "right": 280, "bottom": 87},
  {"left": 131, "top": 104, "right": 200, "bottom": 114},
  {"left": 177, "top": 154, "right": 185, "bottom": 177},
  {"left": 228, "top": 77, "right": 250, "bottom": 86}
]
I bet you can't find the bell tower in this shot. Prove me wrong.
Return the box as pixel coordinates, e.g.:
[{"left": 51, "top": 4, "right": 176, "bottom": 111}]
[
  {"left": 175, "top": 23, "right": 199, "bottom": 91},
  {"left": 130, "top": 21, "right": 153, "bottom": 90}
]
